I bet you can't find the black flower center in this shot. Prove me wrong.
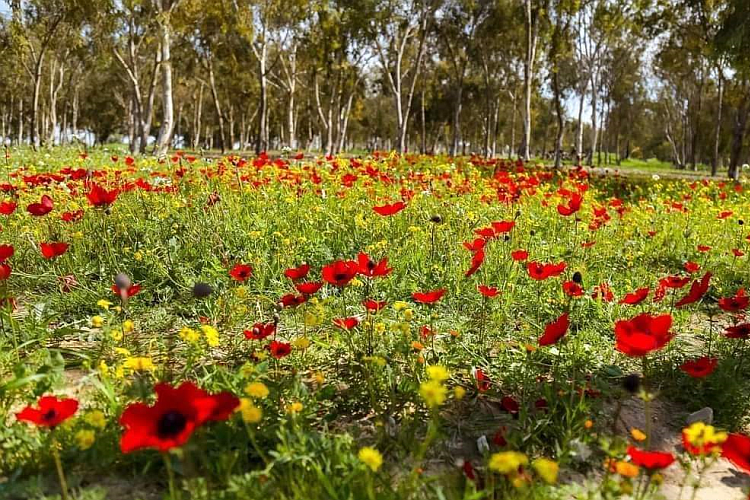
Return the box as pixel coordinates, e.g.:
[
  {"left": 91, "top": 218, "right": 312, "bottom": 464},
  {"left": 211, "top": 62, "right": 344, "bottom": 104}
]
[
  {"left": 157, "top": 410, "right": 188, "bottom": 438},
  {"left": 334, "top": 273, "right": 347, "bottom": 281},
  {"left": 43, "top": 409, "right": 58, "bottom": 422}
]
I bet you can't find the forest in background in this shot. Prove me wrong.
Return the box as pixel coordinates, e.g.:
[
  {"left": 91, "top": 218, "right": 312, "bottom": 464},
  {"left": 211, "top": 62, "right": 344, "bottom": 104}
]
[{"left": 1, "top": 0, "right": 750, "bottom": 178}]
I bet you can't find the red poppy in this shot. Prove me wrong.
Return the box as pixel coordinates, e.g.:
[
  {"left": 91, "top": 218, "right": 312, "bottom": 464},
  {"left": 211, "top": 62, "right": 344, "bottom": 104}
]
[
  {"left": 357, "top": 252, "right": 392, "bottom": 278},
  {"left": 267, "top": 340, "right": 292, "bottom": 359},
  {"left": 280, "top": 293, "right": 307, "bottom": 308},
  {"left": 732, "top": 249, "right": 745, "bottom": 257},
  {"left": 27, "top": 195, "right": 54, "bottom": 216},
  {"left": 722, "top": 434, "right": 750, "bottom": 474},
  {"left": 462, "top": 461, "right": 476, "bottom": 481},
  {"left": 511, "top": 249, "right": 529, "bottom": 261},
  {"left": 61, "top": 210, "right": 84, "bottom": 222},
  {"left": 0, "top": 201, "right": 17, "bottom": 215},
  {"left": 475, "top": 368, "right": 490, "bottom": 392},
  {"left": 363, "top": 299, "right": 387, "bottom": 312},
  {"left": 619, "top": 287, "right": 650, "bottom": 305},
  {"left": 229, "top": 264, "right": 253, "bottom": 282},
  {"left": 40, "top": 242, "right": 69, "bottom": 260},
  {"left": 321, "top": 260, "right": 358, "bottom": 287},
  {"left": 718, "top": 289, "right": 749, "bottom": 312},
  {"left": 501, "top": 396, "right": 520, "bottom": 415},
  {"left": 86, "top": 183, "right": 119, "bottom": 207},
  {"left": 660, "top": 275, "right": 690, "bottom": 289},
  {"left": 295, "top": 281, "right": 323, "bottom": 295},
  {"left": 474, "top": 227, "right": 496, "bottom": 239},
  {"left": 0, "top": 263, "right": 11, "bottom": 280},
  {"left": 563, "top": 281, "right": 584, "bottom": 297},
  {"left": 465, "top": 248, "right": 485, "bottom": 277},
  {"left": 527, "top": 261, "right": 566, "bottom": 280},
  {"left": 557, "top": 193, "right": 583, "bottom": 216},
  {"left": 680, "top": 356, "right": 718, "bottom": 378},
  {"left": 412, "top": 289, "right": 446, "bottom": 304},
  {"left": 697, "top": 245, "right": 711, "bottom": 252},
  {"left": 0, "top": 244, "right": 13, "bottom": 261},
  {"left": 718, "top": 210, "right": 733, "bottom": 219},
  {"left": 626, "top": 446, "right": 675, "bottom": 470},
  {"left": 372, "top": 201, "right": 406, "bottom": 216},
  {"left": 593, "top": 283, "right": 614, "bottom": 302},
  {"left": 491, "top": 220, "right": 515, "bottom": 234},
  {"left": 16, "top": 395, "right": 78, "bottom": 428},
  {"left": 120, "top": 382, "right": 234, "bottom": 453},
  {"left": 284, "top": 264, "right": 310, "bottom": 281},
  {"left": 675, "top": 272, "right": 711, "bottom": 308},
  {"left": 244, "top": 322, "right": 275, "bottom": 340},
  {"left": 725, "top": 323, "right": 750, "bottom": 339},
  {"left": 463, "top": 238, "right": 486, "bottom": 253},
  {"left": 539, "top": 313, "right": 570, "bottom": 346},
  {"left": 420, "top": 325, "right": 434, "bottom": 338},
  {"left": 112, "top": 283, "right": 141, "bottom": 298},
  {"left": 614, "top": 313, "right": 674, "bottom": 357},
  {"left": 684, "top": 261, "right": 700, "bottom": 274},
  {"left": 333, "top": 317, "right": 359, "bottom": 330},
  {"left": 478, "top": 285, "right": 500, "bottom": 298}
]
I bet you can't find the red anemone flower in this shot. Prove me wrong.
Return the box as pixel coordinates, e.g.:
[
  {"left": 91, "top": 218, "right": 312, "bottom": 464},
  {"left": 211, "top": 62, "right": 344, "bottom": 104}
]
[
  {"left": 119, "top": 382, "right": 234, "bottom": 453},
  {"left": 0, "top": 244, "right": 14, "bottom": 261},
  {"left": 725, "top": 323, "right": 750, "bottom": 339},
  {"left": 660, "top": 275, "right": 690, "bottom": 289},
  {"left": 16, "top": 395, "right": 78, "bottom": 428},
  {"left": 478, "top": 285, "right": 500, "bottom": 298},
  {"left": 267, "top": 340, "right": 292, "bottom": 359},
  {"left": 280, "top": 293, "right": 307, "bottom": 308},
  {"left": 87, "top": 183, "right": 119, "bottom": 207},
  {"left": 0, "top": 263, "right": 11, "bottom": 280},
  {"left": 557, "top": 193, "right": 583, "bottom": 216},
  {"left": 722, "top": 434, "right": 750, "bottom": 474},
  {"left": 27, "top": 195, "right": 53, "bottom": 216},
  {"left": 718, "top": 289, "right": 749, "bottom": 312},
  {"left": 372, "top": 201, "right": 406, "bottom": 216},
  {"left": 322, "top": 260, "right": 358, "bottom": 287},
  {"left": 0, "top": 201, "right": 17, "bottom": 215},
  {"left": 357, "top": 252, "right": 393, "bottom": 278},
  {"left": 511, "top": 249, "right": 529, "bottom": 261},
  {"left": 697, "top": 245, "right": 711, "bottom": 252},
  {"left": 539, "top": 313, "right": 570, "bottom": 346},
  {"left": 333, "top": 317, "right": 359, "bottom": 330},
  {"left": 562, "top": 281, "right": 584, "bottom": 297},
  {"left": 464, "top": 248, "right": 485, "bottom": 277},
  {"left": 626, "top": 446, "right": 675, "bottom": 470},
  {"left": 412, "top": 289, "right": 446, "bottom": 304},
  {"left": 244, "top": 322, "right": 275, "bottom": 340},
  {"left": 61, "top": 210, "right": 84, "bottom": 222},
  {"left": 684, "top": 261, "right": 700, "bottom": 274},
  {"left": 527, "top": 261, "right": 566, "bottom": 280},
  {"left": 614, "top": 313, "right": 674, "bottom": 357},
  {"left": 463, "top": 238, "right": 486, "bottom": 253},
  {"left": 295, "top": 281, "right": 323, "bottom": 295},
  {"left": 40, "top": 242, "right": 69, "bottom": 260},
  {"left": 675, "top": 272, "right": 711, "bottom": 308},
  {"left": 363, "top": 299, "right": 387, "bottom": 312},
  {"left": 112, "top": 283, "right": 141, "bottom": 298},
  {"left": 619, "top": 287, "right": 650, "bottom": 305},
  {"left": 680, "top": 356, "right": 718, "bottom": 378},
  {"left": 475, "top": 368, "right": 490, "bottom": 392},
  {"left": 491, "top": 220, "right": 515, "bottom": 234},
  {"left": 284, "top": 264, "right": 310, "bottom": 281},
  {"left": 500, "top": 396, "right": 520, "bottom": 415},
  {"left": 229, "top": 263, "right": 253, "bottom": 282}
]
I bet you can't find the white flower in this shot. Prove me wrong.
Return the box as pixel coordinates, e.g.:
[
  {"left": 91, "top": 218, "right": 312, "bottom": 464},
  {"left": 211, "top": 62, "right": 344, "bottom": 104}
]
[{"left": 476, "top": 435, "right": 490, "bottom": 454}]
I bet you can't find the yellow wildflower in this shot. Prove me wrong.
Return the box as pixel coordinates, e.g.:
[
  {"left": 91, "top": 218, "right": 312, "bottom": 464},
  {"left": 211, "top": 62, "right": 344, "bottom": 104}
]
[
  {"left": 201, "top": 325, "right": 219, "bottom": 347},
  {"left": 123, "top": 357, "right": 155, "bottom": 372},
  {"left": 489, "top": 451, "right": 528, "bottom": 475},
  {"left": 238, "top": 399, "right": 263, "bottom": 423},
  {"left": 91, "top": 316, "right": 104, "bottom": 328},
  {"left": 292, "top": 337, "right": 310, "bottom": 349},
  {"left": 85, "top": 410, "right": 107, "bottom": 430},
  {"left": 630, "top": 428, "right": 647, "bottom": 442},
  {"left": 97, "top": 299, "right": 113, "bottom": 310},
  {"left": 454, "top": 386, "right": 466, "bottom": 400},
  {"left": 358, "top": 447, "right": 383, "bottom": 472},
  {"left": 419, "top": 380, "right": 447, "bottom": 408},
  {"left": 75, "top": 429, "right": 96, "bottom": 450},
  {"left": 532, "top": 458, "right": 559, "bottom": 484},
  {"left": 244, "top": 382, "right": 270, "bottom": 399},
  {"left": 285, "top": 401, "right": 303, "bottom": 414},
  {"left": 426, "top": 365, "right": 449, "bottom": 382},
  {"left": 122, "top": 320, "right": 134, "bottom": 333},
  {"left": 179, "top": 327, "right": 200, "bottom": 343}
]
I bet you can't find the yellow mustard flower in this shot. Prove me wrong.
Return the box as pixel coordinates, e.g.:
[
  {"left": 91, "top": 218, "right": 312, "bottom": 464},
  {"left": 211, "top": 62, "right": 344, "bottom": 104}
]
[
  {"left": 419, "top": 380, "right": 447, "bottom": 408},
  {"left": 75, "top": 429, "right": 96, "bottom": 450},
  {"left": 489, "top": 451, "right": 528, "bottom": 475},
  {"left": 426, "top": 365, "right": 449, "bottom": 382},
  {"left": 238, "top": 398, "right": 263, "bottom": 423},
  {"left": 85, "top": 410, "right": 107, "bottom": 430},
  {"left": 91, "top": 316, "right": 104, "bottom": 328},
  {"left": 123, "top": 357, "right": 155, "bottom": 372},
  {"left": 244, "top": 382, "right": 270, "bottom": 399},
  {"left": 532, "top": 458, "right": 559, "bottom": 484}
]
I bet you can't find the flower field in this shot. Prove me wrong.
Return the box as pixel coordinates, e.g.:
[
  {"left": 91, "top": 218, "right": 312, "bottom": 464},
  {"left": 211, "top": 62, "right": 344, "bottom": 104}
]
[{"left": 2, "top": 150, "right": 750, "bottom": 500}]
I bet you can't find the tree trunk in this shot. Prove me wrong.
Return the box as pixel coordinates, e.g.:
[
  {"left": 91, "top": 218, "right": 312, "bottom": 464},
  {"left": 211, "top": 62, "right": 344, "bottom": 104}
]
[
  {"left": 207, "top": 58, "right": 226, "bottom": 153},
  {"left": 728, "top": 88, "right": 749, "bottom": 180},
  {"left": 552, "top": 68, "right": 564, "bottom": 168},
  {"left": 154, "top": 12, "right": 175, "bottom": 157},
  {"left": 30, "top": 53, "right": 45, "bottom": 150},
  {"left": 255, "top": 42, "right": 268, "bottom": 154},
  {"left": 522, "top": 0, "right": 538, "bottom": 161},
  {"left": 449, "top": 84, "right": 463, "bottom": 157},
  {"left": 712, "top": 69, "right": 724, "bottom": 176}
]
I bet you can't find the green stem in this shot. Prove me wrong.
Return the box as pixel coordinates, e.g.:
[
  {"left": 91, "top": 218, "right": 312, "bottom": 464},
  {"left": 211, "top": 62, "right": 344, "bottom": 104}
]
[{"left": 51, "top": 439, "right": 69, "bottom": 500}]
